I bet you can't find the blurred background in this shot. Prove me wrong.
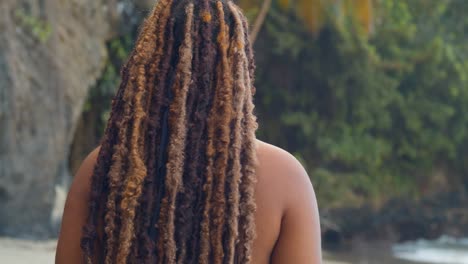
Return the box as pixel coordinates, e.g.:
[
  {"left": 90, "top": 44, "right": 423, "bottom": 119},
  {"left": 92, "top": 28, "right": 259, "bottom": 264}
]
[{"left": 0, "top": 0, "right": 467, "bottom": 263}]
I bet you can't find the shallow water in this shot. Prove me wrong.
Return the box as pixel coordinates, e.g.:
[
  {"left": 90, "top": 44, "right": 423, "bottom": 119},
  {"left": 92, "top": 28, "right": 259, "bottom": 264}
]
[
  {"left": 326, "top": 241, "right": 420, "bottom": 264},
  {"left": 393, "top": 236, "right": 468, "bottom": 264},
  {"left": 328, "top": 236, "right": 468, "bottom": 264}
]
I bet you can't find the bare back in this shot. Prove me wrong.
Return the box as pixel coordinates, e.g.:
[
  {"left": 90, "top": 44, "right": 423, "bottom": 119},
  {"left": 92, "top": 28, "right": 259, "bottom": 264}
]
[{"left": 56, "top": 140, "right": 322, "bottom": 263}]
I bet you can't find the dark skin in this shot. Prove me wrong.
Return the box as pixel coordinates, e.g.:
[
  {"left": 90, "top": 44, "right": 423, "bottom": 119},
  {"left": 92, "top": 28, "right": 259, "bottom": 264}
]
[{"left": 56, "top": 140, "right": 322, "bottom": 263}]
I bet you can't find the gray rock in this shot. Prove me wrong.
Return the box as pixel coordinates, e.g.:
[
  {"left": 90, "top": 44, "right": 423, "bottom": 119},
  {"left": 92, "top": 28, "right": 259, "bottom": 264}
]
[{"left": 0, "top": 0, "right": 116, "bottom": 238}]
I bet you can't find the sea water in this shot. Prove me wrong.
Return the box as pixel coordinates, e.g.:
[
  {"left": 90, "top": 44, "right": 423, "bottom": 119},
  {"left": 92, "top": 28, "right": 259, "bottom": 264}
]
[{"left": 393, "top": 236, "right": 468, "bottom": 264}]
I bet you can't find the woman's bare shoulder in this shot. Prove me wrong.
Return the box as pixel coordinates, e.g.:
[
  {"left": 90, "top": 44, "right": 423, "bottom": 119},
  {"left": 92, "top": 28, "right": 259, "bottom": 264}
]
[
  {"left": 56, "top": 146, "right": 101, "bottom": 264},
  {"left": 255, "top": 139, "right": 322, "bottom": 263},
  {"left": 255, "top": 139, "right": 317, "bottom": 216},
  {"left": 255, "top": 139, "right": 312, "bottom": 191},
  {"left": 72, "top": 146, "right": 101, "bottom": 196}
]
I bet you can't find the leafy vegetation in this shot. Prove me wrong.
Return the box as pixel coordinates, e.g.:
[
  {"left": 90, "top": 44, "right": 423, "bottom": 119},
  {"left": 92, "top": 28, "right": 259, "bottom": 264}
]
[
  {"left": 81, "top": 0, "right": 468, "bottom": 209},
  {"left": 82, "top": 35, "right": 134, "bottom": 131},
  {"left": 14, "top": 9, "right": 52, "bottom": 43},
  {"left": 254, "top": 0, "right": 468, "bottom": 207}
]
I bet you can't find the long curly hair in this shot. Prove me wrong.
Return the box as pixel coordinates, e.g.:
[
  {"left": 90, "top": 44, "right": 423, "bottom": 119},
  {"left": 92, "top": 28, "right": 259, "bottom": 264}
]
[{"left": 80, "top": 0, "right": 258, "bottom": 263}]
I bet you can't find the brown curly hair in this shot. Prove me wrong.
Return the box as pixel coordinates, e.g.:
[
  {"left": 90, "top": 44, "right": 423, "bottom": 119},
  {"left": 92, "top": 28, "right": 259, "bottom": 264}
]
[{"left": 80, "top": 0, "right": 258, "bottom": 263}]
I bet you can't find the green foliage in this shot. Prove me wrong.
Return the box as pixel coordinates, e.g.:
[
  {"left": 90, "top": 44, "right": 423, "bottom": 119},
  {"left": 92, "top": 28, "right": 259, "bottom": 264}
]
[
  {"left": 14, "top": 9, "right": 52, "bottom": 43},
  {"left": 255, "top": 0, "right": 468, "bottom": 207},
  {"left": 82, "top": 0, "right": 467, "bottom": 209},
  {"left": 83, "top": 35, "right": 134, "bottom": 131}
]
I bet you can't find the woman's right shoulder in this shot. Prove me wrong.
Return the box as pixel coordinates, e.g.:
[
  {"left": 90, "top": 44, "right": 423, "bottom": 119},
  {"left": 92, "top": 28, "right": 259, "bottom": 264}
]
[
  {"left": 255, "top": 140, "right": 322, "bottom": 263},
  {"left": 255, "top": 139, "right": 315, "bottom": 211},
  {"left": 255, "top": 140, "right": 311, "bottom": 190}
]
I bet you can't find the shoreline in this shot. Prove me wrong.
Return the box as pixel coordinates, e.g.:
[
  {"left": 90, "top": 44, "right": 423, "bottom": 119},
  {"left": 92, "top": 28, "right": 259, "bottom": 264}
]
[
  {"left": 321, "top": 191, "right": 468, "bottom": 247},
  {"left": 0, "top": 237, "right": 349, "bottom": 264},
  {"left": 0, "top": 238, "right": 57, "bottom": 264}
]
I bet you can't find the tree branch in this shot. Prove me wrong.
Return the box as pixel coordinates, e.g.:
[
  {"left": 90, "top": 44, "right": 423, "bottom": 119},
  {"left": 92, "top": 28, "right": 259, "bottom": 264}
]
[{"left": 249, "top": 0, "right": 272, "bottom": 44}]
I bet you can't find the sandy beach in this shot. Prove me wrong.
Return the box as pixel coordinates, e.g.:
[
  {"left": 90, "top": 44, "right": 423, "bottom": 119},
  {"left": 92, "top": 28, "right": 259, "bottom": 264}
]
[
  {"left": 0, "top": 237, "right": 347, "bottom": 264},
  {"left": 0, "top": 238, "right": 349, "bottom": 264},
  {"left": 0, "top": 238, "right": 57, "bottom": 264}
]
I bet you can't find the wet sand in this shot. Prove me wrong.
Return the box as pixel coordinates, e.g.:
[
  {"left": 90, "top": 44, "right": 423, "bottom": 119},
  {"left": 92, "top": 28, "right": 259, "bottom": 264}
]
[{"left": 0, "top": 238, "right": 57, "bottom": 264}]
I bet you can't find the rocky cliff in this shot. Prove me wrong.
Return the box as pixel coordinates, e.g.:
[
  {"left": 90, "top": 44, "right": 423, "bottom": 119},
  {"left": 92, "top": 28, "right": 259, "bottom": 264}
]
[{"left": 0, "top": 0, "right": 117, "bottom": 237}]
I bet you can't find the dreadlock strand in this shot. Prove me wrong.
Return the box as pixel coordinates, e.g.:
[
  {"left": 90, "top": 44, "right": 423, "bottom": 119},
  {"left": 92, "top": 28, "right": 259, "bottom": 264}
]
[
  {"left": 224, "top": 3, "right": 248, "bottom": 262},
  {"left": 187, "top": 4, "right": 217, "bottom": 261},
  {"left": 114, "top": 76, "right": 146, "bottom": 262},
  {"left": 134, "top": 1, "right": 175, "bottom": 261},
  {"left": 209, "top": 2, "right": 234, "bottom": 263},
  {"left": 154, "top": 17, "right": 177, "bottom": 264},
  {"left": 113, "top": 15, "right": 163, "bottom": 258},
  {"left": 238, "top": 40, "right": 259, "bottom": 264},
  {"left": 225, "top": 5, "right": 259, "bottom": 263},
  {"left": 198, "top": 70, "right": 218, "bottom": 264},
  {"left": 156, "top": 4, "right": 194, "bottom": 263},
  {"left": 115, "top": 9, "right": 164, "bottom": 259},
  {"left": 241, "top": 11, "right": 256, "bottom": 94},
  {"left": 174, "top": 10, "right": 201, "bottom": 264},
  {"left": 101, "top": 70, "right": 139, "bottom": 264},
  {"left": 198, "top": 1, "right": 218, "bottom": 262},
  {"left": 81, "top": 73, "right": 128, "bottom": 264}
]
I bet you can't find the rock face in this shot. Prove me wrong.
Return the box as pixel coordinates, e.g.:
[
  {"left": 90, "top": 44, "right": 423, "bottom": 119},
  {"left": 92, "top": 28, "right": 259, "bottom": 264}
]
[{"left": 0, "top": 0, "right": 115, "bottom": 237}]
